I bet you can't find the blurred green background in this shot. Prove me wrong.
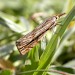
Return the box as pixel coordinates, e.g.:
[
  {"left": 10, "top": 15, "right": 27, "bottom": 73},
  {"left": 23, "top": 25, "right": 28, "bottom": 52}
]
[{"left": 0, "top": 0, "right": 75, "bottom": 75}]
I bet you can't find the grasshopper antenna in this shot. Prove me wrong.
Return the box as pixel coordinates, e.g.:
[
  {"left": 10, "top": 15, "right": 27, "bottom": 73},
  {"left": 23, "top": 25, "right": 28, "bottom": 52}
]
[{"left": 57, "top": 13, "right": 66, "bottom": 18}]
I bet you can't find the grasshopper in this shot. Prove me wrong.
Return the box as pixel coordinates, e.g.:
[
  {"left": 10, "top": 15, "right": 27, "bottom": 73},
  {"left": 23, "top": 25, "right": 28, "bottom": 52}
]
[{"left": 16, "top": 13, "right": 65, "bottom": 55}]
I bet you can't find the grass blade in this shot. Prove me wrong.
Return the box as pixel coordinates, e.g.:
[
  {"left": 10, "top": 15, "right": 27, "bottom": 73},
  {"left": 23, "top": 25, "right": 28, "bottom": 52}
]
[{"left": 33, "top": 5, "right": 75, "bottom": 75}]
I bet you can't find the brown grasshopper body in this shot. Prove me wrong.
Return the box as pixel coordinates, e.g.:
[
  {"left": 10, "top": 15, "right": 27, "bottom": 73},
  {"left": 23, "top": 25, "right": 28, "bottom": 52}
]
[{"left": 16, "top": 13, "right": 65, "bottom": 55}]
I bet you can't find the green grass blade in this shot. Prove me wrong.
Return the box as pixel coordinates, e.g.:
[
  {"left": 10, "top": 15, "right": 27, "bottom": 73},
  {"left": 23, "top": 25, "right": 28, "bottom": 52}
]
[
  {"left": 33, "top": 5, "right": 75, "bottom": 75},
  {"left": 59, "top": 5, "right": 75, "bottom": 37}
]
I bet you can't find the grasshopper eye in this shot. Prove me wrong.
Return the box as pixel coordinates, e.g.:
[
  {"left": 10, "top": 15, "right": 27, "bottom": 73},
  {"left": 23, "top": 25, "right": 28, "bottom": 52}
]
[{"left": 55, "top": 16, "right": 59, "bottom": 20}]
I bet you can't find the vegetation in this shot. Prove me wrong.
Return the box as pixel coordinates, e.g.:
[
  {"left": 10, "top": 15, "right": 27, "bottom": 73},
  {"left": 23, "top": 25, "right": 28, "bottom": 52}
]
[{"left": 0, "top": 0, "right": 75, "bottom": 75}]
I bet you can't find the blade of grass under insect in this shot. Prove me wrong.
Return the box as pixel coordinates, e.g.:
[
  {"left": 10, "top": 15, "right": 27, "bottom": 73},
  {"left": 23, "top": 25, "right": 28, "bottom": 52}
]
[
  {"left": 28, "top": 44, "right": 40, "bottom": 62},
  {"left": 33, "top": 5, "right": 75, "bottom": 75},
  {"left": 52, "top": 24, "right": 75, "bottom": 62}
]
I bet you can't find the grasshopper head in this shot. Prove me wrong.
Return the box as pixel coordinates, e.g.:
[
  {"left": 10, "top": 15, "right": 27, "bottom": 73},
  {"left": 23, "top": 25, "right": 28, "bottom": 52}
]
[{"left": 55, "top": 13, "right": 66, "bottom": 20}]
